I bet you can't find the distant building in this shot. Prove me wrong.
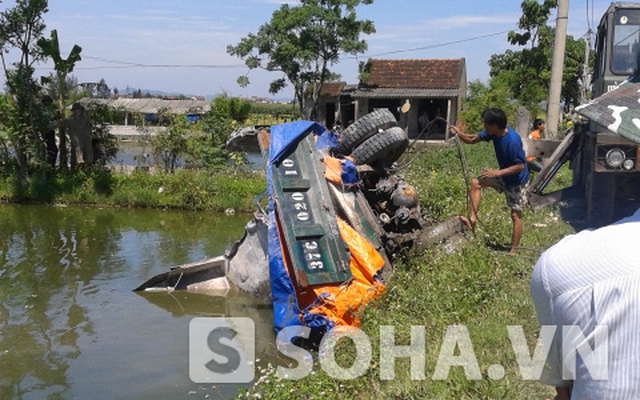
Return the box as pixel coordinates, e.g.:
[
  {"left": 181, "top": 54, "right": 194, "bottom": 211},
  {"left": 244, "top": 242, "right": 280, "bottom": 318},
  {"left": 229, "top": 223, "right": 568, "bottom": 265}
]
[
  {"left": 77, "top": 97, "right": 211, "bottom": 125},
  {"left": 242, "top": 96, "right": 274, "bottom": 104}
]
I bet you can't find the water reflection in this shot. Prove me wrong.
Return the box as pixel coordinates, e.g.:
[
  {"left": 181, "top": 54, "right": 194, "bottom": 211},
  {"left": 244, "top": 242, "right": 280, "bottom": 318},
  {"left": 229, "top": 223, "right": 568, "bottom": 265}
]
[{"left": 0, "top": 204, "right": 276, "bottom": 399}]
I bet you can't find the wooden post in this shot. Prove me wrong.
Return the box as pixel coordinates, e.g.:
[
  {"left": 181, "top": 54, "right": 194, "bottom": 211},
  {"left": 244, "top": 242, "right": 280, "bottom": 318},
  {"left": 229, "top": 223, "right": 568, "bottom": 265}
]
[
  {"left": 257, "top": 129, "right": 270, "bottom": 166},
  {"left": 515, "top": 106, "right": 533, "bottom": 161},
  {"left": 445, "top": 99, "right": 452, "bottom": 140},
  {"left": 515, "top": 106, "right": 531, "bottom": 140}
]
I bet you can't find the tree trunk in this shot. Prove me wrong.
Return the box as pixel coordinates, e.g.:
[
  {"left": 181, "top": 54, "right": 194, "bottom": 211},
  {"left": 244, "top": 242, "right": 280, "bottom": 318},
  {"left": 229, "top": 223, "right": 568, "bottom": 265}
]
[
  {"left": 59, "top": 127, "right": 67, "bottom": 170},
  {"left": 58, "top": 97, "right": 68, "bottom": 170},
  {"left": 15, "top": 145, "right": 28, "bottom": 187}
]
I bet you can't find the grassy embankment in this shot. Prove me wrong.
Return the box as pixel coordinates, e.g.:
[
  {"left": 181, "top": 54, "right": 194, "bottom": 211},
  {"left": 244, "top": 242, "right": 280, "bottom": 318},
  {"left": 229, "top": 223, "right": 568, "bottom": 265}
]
[
  {"left": 242, "top": 143, "right": 577, "bottom": 399},
  {"left": 0, "top": 167, "right": 266, "bottom": 212}
]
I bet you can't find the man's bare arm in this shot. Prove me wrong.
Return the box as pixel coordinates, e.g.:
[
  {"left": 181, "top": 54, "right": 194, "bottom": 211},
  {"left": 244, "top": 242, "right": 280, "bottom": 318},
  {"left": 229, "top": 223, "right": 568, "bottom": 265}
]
[{"left": 449, "top": 126, "right": 479, "bottom": 144}]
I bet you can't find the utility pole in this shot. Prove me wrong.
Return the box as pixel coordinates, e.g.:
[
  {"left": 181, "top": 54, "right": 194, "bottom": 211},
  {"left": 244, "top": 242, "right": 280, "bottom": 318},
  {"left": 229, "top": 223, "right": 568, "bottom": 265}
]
[
  {"left": 580, "top": 28, "right": 592, "bottom": 103},
  {"left": 546, "top": 0, "right": 570, "bottom": 139}
]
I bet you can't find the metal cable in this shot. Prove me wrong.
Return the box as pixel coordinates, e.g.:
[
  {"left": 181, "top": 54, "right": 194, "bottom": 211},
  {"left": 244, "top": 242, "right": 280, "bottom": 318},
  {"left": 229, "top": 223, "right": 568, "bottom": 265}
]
[{"left": 389, "top": 117, "right": 450, "bottom": 172}]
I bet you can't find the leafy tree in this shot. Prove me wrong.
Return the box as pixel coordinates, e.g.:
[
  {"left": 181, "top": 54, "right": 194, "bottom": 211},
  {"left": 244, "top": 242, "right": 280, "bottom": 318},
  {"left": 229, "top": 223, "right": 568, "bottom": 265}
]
[
  {"left": 145, "top": 95, "right": 254, "bottom": 173},
  {"left": 249, "top": 101, "right": 299, "bottom": 119},
  {"left": 459, "top": 78, "right": 518, "bottom": 133},
  {"left": 0, "top": 0, "right": 49, "bottom": 181},
  {"left": 0, "top": 94, "right": 19, "bottom": 169},
  {"left": 151, "top": 116, "right": 189, "bottom": 173},
  {"left": 200, "top": 94, "right": 250, "bottom": 146},
  {"left": 227, "top": 0, "right": 375, "bottom": 119},
  {"left": 227, "top": 97, "right": 251, "bottom": 124},
  {"left": 184, "top": 134, "right": 227, "bottom": 169},
  {"left": 184, "top": 94, "right": 253, "bottom": 168},
  {"left": 488, "top": 0, "right": 588, "bottom": 120},
  {"left": 79, "top": 78, "right": 110, "bottom": 98},
  {"left": 84, "top": 103, "right": 118, "bottom": 166},
  {"left": 38, "top": 28, "right": 82, "bottom": 169}
]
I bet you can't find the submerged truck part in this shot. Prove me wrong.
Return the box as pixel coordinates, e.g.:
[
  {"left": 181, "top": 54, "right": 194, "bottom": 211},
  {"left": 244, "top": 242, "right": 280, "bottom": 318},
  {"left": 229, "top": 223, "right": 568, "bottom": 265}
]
[{"left": 134, "top": 216, "right": 271, "bottom": 302}]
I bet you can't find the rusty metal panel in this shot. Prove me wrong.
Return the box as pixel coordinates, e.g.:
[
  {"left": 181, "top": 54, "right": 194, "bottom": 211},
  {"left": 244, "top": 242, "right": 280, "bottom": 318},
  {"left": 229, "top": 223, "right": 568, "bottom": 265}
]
[{"left": 528, "top": 139, "right": 562, "bottom": 160}]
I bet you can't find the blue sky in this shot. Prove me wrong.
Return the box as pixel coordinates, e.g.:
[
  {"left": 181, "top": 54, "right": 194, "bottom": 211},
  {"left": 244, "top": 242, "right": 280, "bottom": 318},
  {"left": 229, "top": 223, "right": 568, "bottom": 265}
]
[{"left": 21, "top": 0, "right": 614, "bottom": 99}]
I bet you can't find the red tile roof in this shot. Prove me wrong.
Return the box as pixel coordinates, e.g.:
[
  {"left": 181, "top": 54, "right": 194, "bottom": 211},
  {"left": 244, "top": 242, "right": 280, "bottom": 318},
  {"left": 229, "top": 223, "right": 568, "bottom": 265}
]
[
  {"left": 361, "top": 58, "right": 465, "bottom": 90},
  {"left": 320, "top": 82, "right": 346, "bottom": 97}
]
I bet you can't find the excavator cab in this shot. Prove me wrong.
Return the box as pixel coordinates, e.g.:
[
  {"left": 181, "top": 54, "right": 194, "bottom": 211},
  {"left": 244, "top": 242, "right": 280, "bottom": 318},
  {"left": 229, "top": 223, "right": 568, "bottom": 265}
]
[
  {"left": 593, "top": 2, "right": 640, "bottom": 96},
  {"left": 529, "top": 2, "right": 640, "bottom": 227}
]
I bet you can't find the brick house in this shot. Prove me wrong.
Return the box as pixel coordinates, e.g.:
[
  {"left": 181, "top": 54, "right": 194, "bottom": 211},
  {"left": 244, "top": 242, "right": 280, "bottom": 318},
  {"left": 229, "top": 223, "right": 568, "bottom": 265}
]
[{"left": 318, "top": 58, "right": 467, "bottom": 140}]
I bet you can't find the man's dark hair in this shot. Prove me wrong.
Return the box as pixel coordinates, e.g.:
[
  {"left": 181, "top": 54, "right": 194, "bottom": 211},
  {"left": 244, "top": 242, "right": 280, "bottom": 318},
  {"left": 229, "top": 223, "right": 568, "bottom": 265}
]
[
  {"left": 533, "top": 118, "right": 545, "bottom": 130},
  {"left": 482, "top": 108, "right": 507, "bottom": 130}
]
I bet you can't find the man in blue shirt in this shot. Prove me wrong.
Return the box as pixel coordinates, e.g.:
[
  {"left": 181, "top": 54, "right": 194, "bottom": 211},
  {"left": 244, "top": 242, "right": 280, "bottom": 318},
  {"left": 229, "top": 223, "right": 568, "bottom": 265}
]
[{"left": 450, "top": 108, "right": 529, "bottom": 254}]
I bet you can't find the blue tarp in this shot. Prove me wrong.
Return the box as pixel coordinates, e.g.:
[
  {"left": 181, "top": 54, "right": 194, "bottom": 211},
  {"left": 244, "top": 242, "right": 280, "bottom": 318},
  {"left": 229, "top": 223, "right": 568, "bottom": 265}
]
[
  {"left": 340, "top": 158, "right": 358, "bottom": 185},
  {"left": 268, "top": 121, "right": 330, "bottom": 164}
]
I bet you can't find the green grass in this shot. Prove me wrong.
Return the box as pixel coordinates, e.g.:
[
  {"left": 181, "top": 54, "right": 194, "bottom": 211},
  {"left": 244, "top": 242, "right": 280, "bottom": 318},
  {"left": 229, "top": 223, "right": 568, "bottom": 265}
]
[
  {"left": 242, "top": 143, "right": 577, "bottom": 399},
  {"left": 0, "top": 167, "right": 266, "bottom": 212}
]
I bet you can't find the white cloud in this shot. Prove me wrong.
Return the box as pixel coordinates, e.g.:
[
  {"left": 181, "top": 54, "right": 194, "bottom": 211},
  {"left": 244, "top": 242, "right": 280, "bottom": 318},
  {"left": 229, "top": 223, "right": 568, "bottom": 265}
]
[
  {"left": 429, "top": 14, "right": 519, "bottom": 29},
  {"left": 253, "top": 0, "right": 298, "bottom": 4}
]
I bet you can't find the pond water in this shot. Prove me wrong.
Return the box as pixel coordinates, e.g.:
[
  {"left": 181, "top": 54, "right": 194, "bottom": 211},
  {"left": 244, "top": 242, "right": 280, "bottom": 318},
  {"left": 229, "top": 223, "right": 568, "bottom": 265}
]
[
  {"left": 113, "top": 142, "right": 264, "bottom": 171},
  {"left": 0, "top": 204, "right": 277, "bottom": 399}
]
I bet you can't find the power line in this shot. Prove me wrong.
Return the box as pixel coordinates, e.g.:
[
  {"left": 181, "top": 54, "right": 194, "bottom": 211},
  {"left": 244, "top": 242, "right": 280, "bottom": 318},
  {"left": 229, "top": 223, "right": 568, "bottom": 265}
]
[
  {"left": 351, "top": 30, "right": 511, "bottom": 59},
  {"left": 43, "top": 30, "right": 512, "bottom": 72},
  {"left": 591, "top": 0, "right": 596, "bottom": 33},
  {"left": 34, "top": 55, "right": 246, "bottom": 70},
  {"left": 84, "top": 56, "right": 141, "bottom": 66},
  {"left": 76, "top": 56, "right": 246, "bottom": 69},
  {"left": 73, "top": 64, "right": 245, "bottom": 70}
]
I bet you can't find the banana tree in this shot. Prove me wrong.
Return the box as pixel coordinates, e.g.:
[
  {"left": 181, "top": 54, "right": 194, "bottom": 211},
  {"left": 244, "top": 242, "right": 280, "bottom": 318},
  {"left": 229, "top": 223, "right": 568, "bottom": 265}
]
[{"left": 37, "top": 29, "right": 82, "bottom": 169}]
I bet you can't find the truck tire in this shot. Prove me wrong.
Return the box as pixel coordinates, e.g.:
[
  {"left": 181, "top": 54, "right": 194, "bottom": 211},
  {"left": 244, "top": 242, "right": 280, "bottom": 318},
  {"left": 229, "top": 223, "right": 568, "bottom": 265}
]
[
  {"left": 351, "top": 126, "right": 409, "bottom": 166},
  {"left": 336, "top": 108, "right": 397, "bottom": 155}
]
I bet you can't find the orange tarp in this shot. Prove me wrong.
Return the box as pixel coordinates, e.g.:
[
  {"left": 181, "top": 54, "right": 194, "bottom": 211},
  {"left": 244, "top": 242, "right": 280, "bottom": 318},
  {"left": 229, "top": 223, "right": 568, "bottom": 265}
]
[
  {"left": 301, "top": 218, "right": 385, "bottom": 327},
  {"left": 322, "top": 155, "right": 355, "bottom": 185}
]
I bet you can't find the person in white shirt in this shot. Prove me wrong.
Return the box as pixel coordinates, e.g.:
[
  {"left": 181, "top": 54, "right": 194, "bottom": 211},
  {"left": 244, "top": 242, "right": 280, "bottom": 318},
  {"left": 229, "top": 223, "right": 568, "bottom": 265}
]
[{"left": 530, "top": 208, "right": 640, "bottom": 399}]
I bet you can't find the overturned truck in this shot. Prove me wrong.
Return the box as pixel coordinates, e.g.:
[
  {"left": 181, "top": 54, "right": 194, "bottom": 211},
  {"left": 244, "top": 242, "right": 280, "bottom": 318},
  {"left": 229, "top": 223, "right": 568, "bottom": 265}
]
[{"left": 135, "top": 110, "right": 465, "bottom": 334}]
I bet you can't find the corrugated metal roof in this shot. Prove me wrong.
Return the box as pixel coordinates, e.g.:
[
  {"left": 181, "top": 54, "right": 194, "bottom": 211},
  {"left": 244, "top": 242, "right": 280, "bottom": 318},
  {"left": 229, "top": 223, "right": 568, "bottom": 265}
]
[
  {"left": 352, "top": 87, "right": 461, "bottom": 99},
  {"left": 575, "top": 81, "right": 640, "bottom": 143},
  {"left": 108, "top": 125, "right": 164, "bottom": 136},
  {"left": 343, "top": 84, "right": 359, "bottom": 92},
  {"left": 78, "top": 98, "right": 211, "bottom": 114}
]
